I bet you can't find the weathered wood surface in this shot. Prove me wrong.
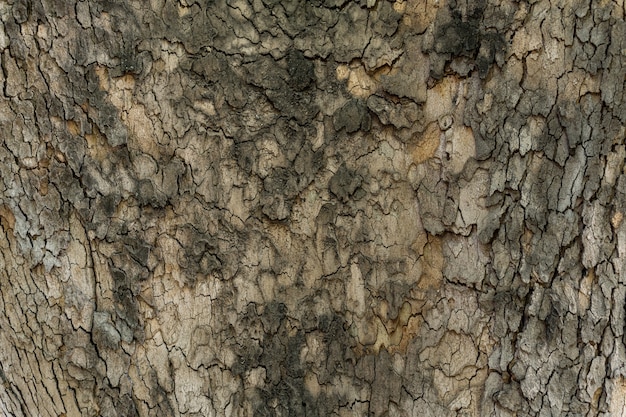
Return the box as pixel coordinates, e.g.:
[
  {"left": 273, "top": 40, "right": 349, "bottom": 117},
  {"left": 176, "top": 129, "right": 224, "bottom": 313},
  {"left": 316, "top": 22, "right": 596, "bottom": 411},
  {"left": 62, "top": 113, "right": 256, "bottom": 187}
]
[{"left": 0, "top": 0, "right": 625, "bottom": 416}]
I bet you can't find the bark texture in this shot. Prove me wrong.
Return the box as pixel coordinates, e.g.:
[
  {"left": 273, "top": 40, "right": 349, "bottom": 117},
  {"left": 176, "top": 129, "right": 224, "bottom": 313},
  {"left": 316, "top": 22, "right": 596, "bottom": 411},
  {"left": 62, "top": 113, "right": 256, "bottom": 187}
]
[{"left": 0, "top": 0, "right": 625, "bottom": 416}]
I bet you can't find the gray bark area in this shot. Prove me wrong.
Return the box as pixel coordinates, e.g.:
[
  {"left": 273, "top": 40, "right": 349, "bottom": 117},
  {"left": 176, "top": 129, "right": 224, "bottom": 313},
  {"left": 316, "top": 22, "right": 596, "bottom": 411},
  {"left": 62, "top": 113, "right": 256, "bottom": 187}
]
[{"left": 0, "top": 0, "right": 625, "bottom": 416}]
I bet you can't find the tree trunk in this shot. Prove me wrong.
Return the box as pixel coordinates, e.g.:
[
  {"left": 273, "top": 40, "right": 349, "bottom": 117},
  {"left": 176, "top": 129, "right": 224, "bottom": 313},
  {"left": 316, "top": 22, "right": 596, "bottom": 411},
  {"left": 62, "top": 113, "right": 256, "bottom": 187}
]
[{"left": 0, "top": 0, "right": 625, "bottom": 416}]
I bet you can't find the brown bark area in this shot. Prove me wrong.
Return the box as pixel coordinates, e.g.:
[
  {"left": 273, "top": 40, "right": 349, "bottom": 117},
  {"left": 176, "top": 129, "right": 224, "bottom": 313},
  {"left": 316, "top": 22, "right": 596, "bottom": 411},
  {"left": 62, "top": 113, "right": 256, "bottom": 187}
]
[{"left": 0, "top": 0, "right": 625, "bottom": 416}]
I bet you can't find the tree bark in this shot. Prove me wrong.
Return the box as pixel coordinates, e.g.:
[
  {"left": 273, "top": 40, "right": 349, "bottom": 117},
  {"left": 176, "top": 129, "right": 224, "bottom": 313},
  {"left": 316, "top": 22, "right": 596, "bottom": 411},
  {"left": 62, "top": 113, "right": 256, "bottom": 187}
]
[{"left": 0, "top": 0, "right": 625, "bottom": 416}]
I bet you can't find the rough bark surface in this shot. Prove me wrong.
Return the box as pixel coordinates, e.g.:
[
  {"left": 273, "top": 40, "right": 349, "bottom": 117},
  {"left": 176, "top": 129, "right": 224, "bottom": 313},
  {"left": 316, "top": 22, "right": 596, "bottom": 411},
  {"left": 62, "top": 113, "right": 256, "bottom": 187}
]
[{"left": 0, "top": 0, "right": 625, "bottom": 416}]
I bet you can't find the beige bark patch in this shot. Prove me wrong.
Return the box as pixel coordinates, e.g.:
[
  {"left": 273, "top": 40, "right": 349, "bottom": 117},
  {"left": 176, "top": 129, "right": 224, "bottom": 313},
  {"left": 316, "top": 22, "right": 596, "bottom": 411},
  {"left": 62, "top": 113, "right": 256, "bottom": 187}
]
[
  {"left": 0, "top": 204, "right": 16, "bottom": 232},
  {"left": 361, "top": 300, "right": 422, "bottom": 355},
  {"left": 421, "top": 332, "right": 478, "bottom": 377},
  {"left": 94, "top": 65, "right": 109, "bottom": 91},
  {"left": 347, "top": 260, "right": 367, "bottom": 318},
  {"left": 410, "top": 122, "right": 441, "bottom": 164},
  {"left": 84, "top": 128, "right": 110, "bottom": 163},
  {"left": 424, "top": 76, "right": 462, "bottom": 124},
  {"left": 110, "top": 74, "right": 136, "bottom": 111},
  {"left": 446, "top": 125, "right": 476, "bottom": 175},
  {"left": 417, "top": 234, "right": 443, "bottom": 290},
  {"left": 66, "top": 120, "right": 80, "bottom": 136},
  {"left": 126, "top": 105, "right": 159, "bottom": 158},
  {"left": 354, "top": 315, "right": 378, "bottom": 347},
  {"left": 65, "top": 211, "right": 95, "bottom": 331},
  {"left": 612, "top": 211, "right": 623, "bottom": 229},
  {"left": 609, "top": 377, "right": 626, "bottom": 416},
  {"left": 456, "top": 169, "right": 488, "bottom": 230},
  {"left": 372, "top": 316, "right": 391, "bottom": 353},
  {"left": 579, "top": 268, "right": 595, "bottom": 313},
  {"left": 304, "top": 372, "right": 322, "bottom": 398},
  {"left": 399, "top": 0, "right": 442, "bottom": 34},
  {"left": 336, "top": 62, "right": 382, "bottom": 98}
]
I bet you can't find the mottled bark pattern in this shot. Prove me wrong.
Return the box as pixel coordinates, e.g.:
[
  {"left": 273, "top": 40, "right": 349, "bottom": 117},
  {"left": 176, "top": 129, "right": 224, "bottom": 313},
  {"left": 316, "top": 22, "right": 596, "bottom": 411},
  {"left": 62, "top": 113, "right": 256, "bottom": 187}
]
[{"left": 0, "top": 0, "right": 625, "bottom": 416}]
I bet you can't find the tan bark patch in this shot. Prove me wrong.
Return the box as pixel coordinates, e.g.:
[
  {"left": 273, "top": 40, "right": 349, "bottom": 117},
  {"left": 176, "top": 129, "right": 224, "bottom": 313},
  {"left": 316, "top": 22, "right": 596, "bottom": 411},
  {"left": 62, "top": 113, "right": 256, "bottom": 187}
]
[{"left": 410, "top": 122, "right": 441, "bottom": 164}]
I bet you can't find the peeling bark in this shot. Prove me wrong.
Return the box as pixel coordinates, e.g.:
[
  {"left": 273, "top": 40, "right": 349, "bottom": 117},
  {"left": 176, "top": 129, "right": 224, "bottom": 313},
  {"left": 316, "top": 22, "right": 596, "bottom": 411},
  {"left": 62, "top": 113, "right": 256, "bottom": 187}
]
[{"left": 0, "top": 0, "right": 625, "bottom": 416}]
